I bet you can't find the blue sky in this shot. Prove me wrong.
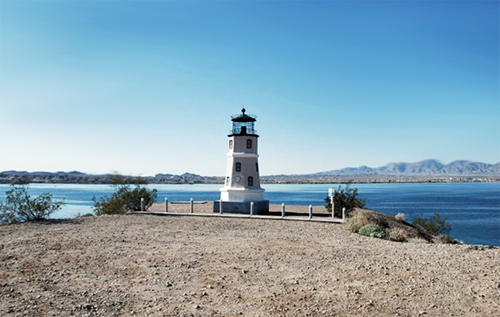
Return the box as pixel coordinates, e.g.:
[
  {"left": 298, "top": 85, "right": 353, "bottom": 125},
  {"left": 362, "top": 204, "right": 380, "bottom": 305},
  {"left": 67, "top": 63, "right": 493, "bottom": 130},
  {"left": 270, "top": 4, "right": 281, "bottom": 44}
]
[{"left": 0, "top": 0, "right": 498, "bottom": 176}]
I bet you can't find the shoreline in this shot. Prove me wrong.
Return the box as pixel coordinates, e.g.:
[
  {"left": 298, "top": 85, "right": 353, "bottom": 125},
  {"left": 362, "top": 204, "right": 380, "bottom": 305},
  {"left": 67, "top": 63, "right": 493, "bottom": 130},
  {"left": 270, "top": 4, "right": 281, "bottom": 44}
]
[{"left": 1, "top": 175, "right": 499, "bottom": 185}]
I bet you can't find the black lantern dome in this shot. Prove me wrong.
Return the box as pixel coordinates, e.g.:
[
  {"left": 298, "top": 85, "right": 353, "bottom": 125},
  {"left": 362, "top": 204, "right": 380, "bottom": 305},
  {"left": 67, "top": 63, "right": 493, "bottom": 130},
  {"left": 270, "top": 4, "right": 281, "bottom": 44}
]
[{"left": 229, "top": 108, "right": 258, "bottom": 136}]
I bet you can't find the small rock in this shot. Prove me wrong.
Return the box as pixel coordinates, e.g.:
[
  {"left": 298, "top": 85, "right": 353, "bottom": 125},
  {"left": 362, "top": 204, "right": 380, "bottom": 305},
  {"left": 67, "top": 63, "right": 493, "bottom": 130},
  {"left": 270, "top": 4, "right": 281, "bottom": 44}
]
[{"left": 83, "top": 304, "right": 93, "bottom": 310}]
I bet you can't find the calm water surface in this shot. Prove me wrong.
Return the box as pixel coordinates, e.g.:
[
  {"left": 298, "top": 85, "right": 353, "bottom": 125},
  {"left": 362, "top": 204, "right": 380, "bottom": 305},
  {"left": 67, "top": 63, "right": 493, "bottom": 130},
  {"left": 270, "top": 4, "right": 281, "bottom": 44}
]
[{"left": 0, "top": 183, "right": 498, "bottom": 246}]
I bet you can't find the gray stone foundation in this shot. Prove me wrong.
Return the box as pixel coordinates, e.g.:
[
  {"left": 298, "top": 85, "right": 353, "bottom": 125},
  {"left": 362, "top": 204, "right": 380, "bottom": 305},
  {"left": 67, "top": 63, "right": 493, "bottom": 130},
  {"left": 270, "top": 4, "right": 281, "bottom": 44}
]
[{"left": 213, "top": 200, "right": 269, "bottom": 215}]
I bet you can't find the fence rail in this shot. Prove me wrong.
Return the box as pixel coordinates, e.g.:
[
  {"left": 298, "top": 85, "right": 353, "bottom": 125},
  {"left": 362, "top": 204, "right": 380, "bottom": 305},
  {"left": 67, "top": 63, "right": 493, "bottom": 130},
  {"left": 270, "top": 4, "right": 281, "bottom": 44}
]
[{"left": 137, "top": 197, "right": 345, "bottom": 224}]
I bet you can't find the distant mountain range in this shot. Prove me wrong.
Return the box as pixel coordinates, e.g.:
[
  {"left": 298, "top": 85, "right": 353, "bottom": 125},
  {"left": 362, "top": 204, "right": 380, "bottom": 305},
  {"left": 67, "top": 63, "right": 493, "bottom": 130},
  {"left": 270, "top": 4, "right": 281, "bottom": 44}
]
[
  {"left": 308, "top": 160, "right": 500, "bottom": 177},
  {"left": 0, "top": 170, "right": 211, "bottom": 185},
  {"left": 1, "top": 160, "right": 499, "bottom": 184}
]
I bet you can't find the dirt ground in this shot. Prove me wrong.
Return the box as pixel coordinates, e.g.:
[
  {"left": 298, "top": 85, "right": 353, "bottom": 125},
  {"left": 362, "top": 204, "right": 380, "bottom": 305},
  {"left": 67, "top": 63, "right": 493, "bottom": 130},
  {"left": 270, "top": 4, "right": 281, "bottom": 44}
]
[{"left": 1, "top": 204, "right": 499, "bottom": 316}]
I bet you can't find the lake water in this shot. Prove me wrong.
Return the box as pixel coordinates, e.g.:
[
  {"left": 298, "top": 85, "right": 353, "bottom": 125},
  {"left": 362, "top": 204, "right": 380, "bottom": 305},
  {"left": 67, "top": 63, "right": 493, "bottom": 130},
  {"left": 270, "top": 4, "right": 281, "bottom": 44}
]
[{"left": 0, "top": 183, "right": 499, "bottom": 246}]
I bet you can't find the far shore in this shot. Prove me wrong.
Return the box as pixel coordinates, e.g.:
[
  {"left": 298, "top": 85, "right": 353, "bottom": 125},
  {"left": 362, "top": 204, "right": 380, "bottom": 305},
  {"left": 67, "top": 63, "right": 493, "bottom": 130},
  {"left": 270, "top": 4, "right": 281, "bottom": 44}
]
[{"left": 1, "top": 174, "right": 499, "bottom": 185}]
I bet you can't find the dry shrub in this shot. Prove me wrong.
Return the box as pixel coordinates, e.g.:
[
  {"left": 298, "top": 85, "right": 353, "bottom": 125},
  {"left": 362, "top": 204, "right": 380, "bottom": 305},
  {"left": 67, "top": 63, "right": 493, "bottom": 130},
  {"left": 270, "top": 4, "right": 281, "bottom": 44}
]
[
  {"left": 395, "top": 213, "right": 406, "bottom": 222},
  {"left": 388, "top": 228, "right": 407, "bottom": 242},
  {"left": 434, "top": 235, "right": 460, "bottom": 244},
  {"left": 344, "top": 214, "right": 370, "bottom": 233}
]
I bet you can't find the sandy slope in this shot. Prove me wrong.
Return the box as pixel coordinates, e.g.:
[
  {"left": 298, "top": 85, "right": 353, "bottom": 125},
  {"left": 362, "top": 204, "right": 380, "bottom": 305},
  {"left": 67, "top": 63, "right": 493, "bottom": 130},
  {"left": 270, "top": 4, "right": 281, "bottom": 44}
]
[{"left": 1, "top": 210, "right": 499, "bottom": 316}]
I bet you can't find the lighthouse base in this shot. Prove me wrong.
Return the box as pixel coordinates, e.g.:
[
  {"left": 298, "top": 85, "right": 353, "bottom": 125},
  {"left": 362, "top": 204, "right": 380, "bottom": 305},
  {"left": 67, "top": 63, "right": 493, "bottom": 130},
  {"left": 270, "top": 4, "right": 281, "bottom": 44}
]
[{"left": 213, "top": 200, "right": 269, "bottom": 215}]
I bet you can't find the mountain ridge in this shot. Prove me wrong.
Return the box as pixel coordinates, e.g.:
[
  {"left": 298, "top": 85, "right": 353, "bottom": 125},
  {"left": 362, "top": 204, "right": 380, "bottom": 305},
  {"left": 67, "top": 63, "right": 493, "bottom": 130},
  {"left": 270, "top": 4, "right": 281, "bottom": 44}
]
[
  {"left": 1, "top": 160, "right": 499, "bottom": 185},
  {"left": 307, "top": 160, "right": 500, "bottom": 177}
]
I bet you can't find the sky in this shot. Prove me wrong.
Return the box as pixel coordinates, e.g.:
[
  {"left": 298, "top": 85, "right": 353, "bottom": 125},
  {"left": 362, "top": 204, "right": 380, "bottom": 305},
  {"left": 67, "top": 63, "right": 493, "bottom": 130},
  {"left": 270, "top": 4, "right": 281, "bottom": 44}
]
[{"left": 0, "top": 0, "right": 499, "bottom": 176}]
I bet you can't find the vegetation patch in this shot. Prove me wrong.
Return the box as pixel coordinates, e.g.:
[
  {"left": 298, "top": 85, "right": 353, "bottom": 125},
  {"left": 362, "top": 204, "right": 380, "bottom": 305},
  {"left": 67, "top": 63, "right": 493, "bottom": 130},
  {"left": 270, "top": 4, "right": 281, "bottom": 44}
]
[
  {"left": 358, "top": 224, "right": 386, "bottom": 238},
  {"left": 324, "top": 184, "right": 366, "bottom": 218},
  {"left": 412, "top": 213, "right": 451, "bottom": 236},
  {"left": 395, "top": 213, "right": 406, "bottom": 222},
  {"left": 93, "top": 175, "right": 158, "bottom": 216},
  {"left": 388, "top": 228, "right": 407, "bottom": 242},
  {"left": 0, "top": 183, "right": 65, "bottom": 224},
  {"left": 343, "top": 208, "right": 457, "bottom": 244},
  {"left": 344, "top": 214, "right": 370, "bottom": 233}
]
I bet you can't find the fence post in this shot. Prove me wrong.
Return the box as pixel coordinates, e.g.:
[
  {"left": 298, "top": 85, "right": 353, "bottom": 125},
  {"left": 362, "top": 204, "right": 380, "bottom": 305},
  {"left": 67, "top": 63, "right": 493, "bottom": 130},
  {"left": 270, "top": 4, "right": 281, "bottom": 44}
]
[
  {"left": 165, "top": 197, "right": 168, "bottom": 213},
  {"left": 140, "top": 198, "right": 145, "bottom": 211},
  {"left": 190, "top": 198, "right": 194, "bottom": 213},
  {"left": 219, "top": 199, "right": 223, "bottom": 214},
  {"left": 281, "top": 203, "right": 285, "bottom": 218},
  {"left": 342, "top": 207, "right": 346, "bottom": 221},
  {"left": 331, "top": 197, "right": 335, "bottom": 219},
  {"left": 308, "top": 205, "right": 313, "bottom": 220},
  {"left": 329, "top": 188, "right": 335, "bottom": 219},
  {"left": 250, "top": 201, "right": 254, "bottom": 216}
]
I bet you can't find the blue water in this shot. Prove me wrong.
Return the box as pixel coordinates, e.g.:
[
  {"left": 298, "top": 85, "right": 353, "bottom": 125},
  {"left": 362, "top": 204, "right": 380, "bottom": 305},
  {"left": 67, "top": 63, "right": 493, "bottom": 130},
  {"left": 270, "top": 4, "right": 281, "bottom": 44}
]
[{"left": 0, "top": 183, "right": 498, "bottom": 246}]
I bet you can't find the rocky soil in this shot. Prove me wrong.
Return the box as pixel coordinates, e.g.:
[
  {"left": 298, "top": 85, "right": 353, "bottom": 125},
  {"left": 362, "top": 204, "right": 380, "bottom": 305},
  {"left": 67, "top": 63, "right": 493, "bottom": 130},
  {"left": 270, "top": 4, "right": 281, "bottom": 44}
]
[{"left": 1, "top": 205, "right": 499, "bottom": 316}]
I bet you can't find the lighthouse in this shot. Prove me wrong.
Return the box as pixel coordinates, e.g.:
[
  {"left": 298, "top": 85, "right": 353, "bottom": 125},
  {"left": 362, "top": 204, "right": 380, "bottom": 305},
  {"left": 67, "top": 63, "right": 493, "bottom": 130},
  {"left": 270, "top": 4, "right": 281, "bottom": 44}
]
[{"left": 214, "top": 108, "right": 269, "bottom": 214}]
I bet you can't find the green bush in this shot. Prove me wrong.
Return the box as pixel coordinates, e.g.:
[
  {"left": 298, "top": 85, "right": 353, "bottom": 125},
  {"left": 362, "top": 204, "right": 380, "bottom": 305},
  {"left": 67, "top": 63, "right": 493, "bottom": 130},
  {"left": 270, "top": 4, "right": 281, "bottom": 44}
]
[
  {"left": 0, "top": 184, "right": 65, "bottom": 224},
  {"left": 358, "top": 224, "right": 385, "bottom": 238},
  {"left": 325, "top": 184, "right": 366, "bottom": 218},
  {"left": 93, "top": 176, "right": 157, "bottom": 215},
  {"left": 412, "top": 213, "right": 451, "bottom": 236}
]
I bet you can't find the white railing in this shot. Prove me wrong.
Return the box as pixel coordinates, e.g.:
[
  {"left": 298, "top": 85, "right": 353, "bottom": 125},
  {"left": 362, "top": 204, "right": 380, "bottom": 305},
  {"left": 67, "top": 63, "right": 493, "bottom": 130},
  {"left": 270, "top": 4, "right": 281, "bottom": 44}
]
[{"left": 137, "top": 197, "right": 345, "bottom": 223}]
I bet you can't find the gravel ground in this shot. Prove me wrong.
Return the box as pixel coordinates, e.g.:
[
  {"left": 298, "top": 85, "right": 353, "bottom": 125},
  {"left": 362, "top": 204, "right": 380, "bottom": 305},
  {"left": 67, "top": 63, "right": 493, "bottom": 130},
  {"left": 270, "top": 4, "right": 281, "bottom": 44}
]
[{"left": 1, "top": 205, "right": 499, "bottom": 316}]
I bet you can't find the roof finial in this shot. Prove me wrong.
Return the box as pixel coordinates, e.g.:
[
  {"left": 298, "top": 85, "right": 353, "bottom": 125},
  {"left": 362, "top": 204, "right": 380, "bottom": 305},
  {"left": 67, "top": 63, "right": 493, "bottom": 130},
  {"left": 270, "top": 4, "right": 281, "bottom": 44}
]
[{"left": 242, "top": 107, "right": 246, "bottom": 115}]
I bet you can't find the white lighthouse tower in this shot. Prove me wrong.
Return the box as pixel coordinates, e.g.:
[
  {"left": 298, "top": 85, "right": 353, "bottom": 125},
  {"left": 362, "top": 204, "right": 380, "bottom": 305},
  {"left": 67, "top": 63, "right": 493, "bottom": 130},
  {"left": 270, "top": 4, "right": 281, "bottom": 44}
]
[{"left": 214, "top": 108, "right": 269, "bottom": 214}]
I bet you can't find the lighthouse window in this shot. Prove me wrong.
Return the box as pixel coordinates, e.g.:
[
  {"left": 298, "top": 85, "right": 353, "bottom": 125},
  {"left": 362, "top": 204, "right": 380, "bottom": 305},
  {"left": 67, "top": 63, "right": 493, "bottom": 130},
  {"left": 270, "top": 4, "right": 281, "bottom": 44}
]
[
  {"left": 235, "top": 162, "right": 241, "bottom": 172},
  {"left": 226, "top": 177, "right": 230, "bottom": 186},
  {"left": 229, "top": 140, "right": 233, "bottom": 149},
  {"left": 256, "top": 163, "right": 259, "bottom": 172},
  {"left": 248, "top": 176, "right": 254, "bottom": 187},
  {"left": 247, "top": 139, "right": 252, "bottom": 149}
]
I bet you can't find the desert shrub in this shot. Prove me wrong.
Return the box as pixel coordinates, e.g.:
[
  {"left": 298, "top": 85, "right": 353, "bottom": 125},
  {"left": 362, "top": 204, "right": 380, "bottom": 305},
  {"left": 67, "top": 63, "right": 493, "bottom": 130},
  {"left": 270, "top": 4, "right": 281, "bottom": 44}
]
[
  {"left": 344, "top": 214, "right": 370, "bottom": 233},
  {"left": 77, "top": 213, "right": 94, "bottom": 218},
  {"left": 325, "top": 184, "right": 366, "bottom": 218},
  {"left": 0, "top": 184, "right": 65, "bottom": 224},
  {"left": 358, "top": 224, "right": 386, "bottom": 238},
  {"left": 434, "top": 235, "right": 460, "bottom": 244},
  {"left": 388, "top": 228, "right": 407, "bottom": 242},
  {"left": 93, "top": 176, "right": 157, "bottom": 215},
  {"left": 412, "top": 213, "right": 451, "bottom": 236},
  {"left": 395, "top": 213, "right": 406, "bottom": 222}
]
